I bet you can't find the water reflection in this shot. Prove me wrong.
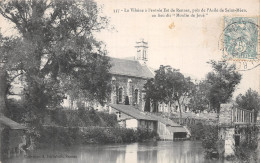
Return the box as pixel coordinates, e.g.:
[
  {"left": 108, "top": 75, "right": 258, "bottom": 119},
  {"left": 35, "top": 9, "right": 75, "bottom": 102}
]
[{"left": 5, "top": 141, "right": 231, "bottom": 163}]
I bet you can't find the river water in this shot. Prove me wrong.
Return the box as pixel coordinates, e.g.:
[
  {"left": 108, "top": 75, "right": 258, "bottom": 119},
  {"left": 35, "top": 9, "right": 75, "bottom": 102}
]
[{"left": 5, "top": 141, "right": 231, "bottom": 163}]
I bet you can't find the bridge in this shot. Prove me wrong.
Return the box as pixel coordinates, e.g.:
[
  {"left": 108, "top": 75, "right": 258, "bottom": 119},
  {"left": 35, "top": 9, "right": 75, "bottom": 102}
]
[{"left": 218, "top": 104, "right": 259, "bottom": 157}]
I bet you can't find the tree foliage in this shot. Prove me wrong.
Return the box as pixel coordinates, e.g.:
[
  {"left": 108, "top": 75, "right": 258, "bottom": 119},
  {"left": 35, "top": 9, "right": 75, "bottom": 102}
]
[
  {"left": 188, "top": 80, "right": 210, "bottom": 112},
  {"left": 0, "top": 0, "right": 111, "bottom": 123},
  {"left": 236, "top": 88, "right": 260, "bottom": 119},
  {"left": 144, "top": 65, "right": 193, "bottom": 115},
  {"left": 206, "top": 60, "right": 241, "bottom": 113}
]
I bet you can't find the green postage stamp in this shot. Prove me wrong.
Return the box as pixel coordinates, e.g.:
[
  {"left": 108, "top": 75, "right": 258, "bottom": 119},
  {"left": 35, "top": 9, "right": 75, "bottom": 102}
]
[{"left": 221, "top": 16, "right": 259, "bottom": 70}]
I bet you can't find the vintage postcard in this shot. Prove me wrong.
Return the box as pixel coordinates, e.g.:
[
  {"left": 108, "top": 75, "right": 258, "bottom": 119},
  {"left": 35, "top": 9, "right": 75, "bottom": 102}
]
[{"left": 0, "top": 0, "right": 259, "bottom": 163}]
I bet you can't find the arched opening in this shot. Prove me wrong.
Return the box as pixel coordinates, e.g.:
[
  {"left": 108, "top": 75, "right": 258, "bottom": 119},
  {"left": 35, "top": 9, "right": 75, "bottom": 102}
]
[
  {"left": 118, "top": 87, "right": 123, "bottom": 103},
  {"left": 125, "top": 96, "right": 129, "bottom": 105},
  {"left": 134, "top": 89, "right": 139, "bottom": 104}
]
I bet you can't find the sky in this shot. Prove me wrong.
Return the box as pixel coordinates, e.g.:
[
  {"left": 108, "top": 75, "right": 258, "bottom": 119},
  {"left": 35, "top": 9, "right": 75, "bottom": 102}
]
[
  {"left": 0, "top": 0, "right": 259, "bottom": 98},
  {"left": 95, "top": 0, "right": 260, "bottom": 97}
]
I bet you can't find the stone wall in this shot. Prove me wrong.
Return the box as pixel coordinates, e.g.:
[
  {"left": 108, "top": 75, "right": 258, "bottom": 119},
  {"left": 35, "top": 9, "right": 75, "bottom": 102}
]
[
  {"left": 218, "top": 104, "right": 235, "bottom": 157},
  {"left": 111, "top": 75, "right": 147, "bottom": 111},
  {"left": 219, "top": 127, "right": 235, "bottom": 157},
  {"left": 157, "top": 122, "right": 172, "bottom": 140},
  {"left": 219, "top": 104, "right": 233, "bottom": 126}
]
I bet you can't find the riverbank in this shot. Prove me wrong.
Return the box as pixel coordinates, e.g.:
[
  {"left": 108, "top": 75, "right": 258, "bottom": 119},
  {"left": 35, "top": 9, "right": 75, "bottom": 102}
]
[
  {"left": 32, "top": 109, "right": 158, "bottom": 147},
  {"left": 4, "top": 141, "right": 236, "bottom": 163},
  {"left": 36, "top": 126, "right": 158, "bottom": 148}
]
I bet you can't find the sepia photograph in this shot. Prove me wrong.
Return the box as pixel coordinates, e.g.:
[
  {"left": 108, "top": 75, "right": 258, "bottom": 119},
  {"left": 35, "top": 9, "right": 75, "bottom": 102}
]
[{"left": 0, "top": 0, "right": 259, "bottom": 162}]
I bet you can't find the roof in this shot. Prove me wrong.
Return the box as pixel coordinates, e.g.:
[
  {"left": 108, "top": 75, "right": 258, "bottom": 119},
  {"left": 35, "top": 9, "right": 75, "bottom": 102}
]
[
  {"left": 167, "top": 126, "right": 188, "bottom": 133},
  {"left": 109, "top": 104, "right": 157, "bottom": 121},
  {"left": 0, "top": 115, "right": 27, "bottom": 130},
  {"left": 109, "top": 57, "right": 154, "bottom": 79},
  {"left": 149, "top": 114, "right": 181, "bottom": 127}
]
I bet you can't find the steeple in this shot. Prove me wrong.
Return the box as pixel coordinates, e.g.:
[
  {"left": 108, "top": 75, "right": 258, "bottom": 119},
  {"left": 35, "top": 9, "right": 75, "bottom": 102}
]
[{"left": 135, "top": 39, "right": 148, "bottom": 65}]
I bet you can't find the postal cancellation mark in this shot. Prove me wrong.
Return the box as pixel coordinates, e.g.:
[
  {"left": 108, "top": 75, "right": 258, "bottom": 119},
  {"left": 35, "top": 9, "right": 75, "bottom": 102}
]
[{"left": 220, "top": 16, "right": 260, "bottom": 70}]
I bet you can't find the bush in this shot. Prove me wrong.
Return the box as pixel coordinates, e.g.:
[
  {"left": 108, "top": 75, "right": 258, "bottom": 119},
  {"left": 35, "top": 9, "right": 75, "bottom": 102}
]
[
  {"left": 37, "top": 126, "right": 85, "bottom": 147},
  {"left": 97, "top": 111, "right": 118, "bottom": 127},
  {"left": 38, "top": 126, "right": 158, "bottom": 147},
  {"left": 200, "top": 125, "right": 259, "bottom": 161},
  {"left": 188, "top": 122, "right": 205, "bottom": 140},
  {"left": 234, "top": 126, "right": 259, "bottom": 162},
  {"left": 49, "top": 109, "right": 118, "bottom": 127},
  {"left": 200, "top": 125, "right": 219, "bottom": 158}
]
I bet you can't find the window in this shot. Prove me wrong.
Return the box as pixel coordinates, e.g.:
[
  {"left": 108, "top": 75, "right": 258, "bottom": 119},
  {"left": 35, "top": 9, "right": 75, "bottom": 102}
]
[
  {"left": 175, "top": 105, "right": 178, "bottom": 111},
  {"left": 134, "top": 89, "right": 139, "bottom": 104},
  {"left": 185, "top": 106, "right": 188, "bottom": 112},
  {"left": 118, "top": 88, "right": 123, "bottom": 103},
  {"left": 116, "top": 112, "right": 121, "bottom": 119}
]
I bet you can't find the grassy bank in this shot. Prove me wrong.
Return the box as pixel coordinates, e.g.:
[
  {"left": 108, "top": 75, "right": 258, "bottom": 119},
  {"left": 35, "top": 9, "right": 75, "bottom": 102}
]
[
  {"left": 47, "top": 108, "right": 118, "bottom": 127},
  {"left": 36, "top": 126, "right": 158, "bottom": 147},
  {"left": 33, "top": 108, "right": 158, "bottom": 147}
]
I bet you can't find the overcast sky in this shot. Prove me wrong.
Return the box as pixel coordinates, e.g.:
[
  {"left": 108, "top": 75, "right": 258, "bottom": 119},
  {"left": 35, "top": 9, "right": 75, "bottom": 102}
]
[
  {"left": 96, "top": 0, "right": 260, "bottom": 97},
  {"left": 0, "top": 0, "right": 259, "bottom": 98}
]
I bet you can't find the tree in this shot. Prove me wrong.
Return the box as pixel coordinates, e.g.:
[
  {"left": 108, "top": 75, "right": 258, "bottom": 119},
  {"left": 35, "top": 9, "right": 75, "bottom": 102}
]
[
  {"left": 0, "top": 0, "right": 111, "bottom": 124},
  {"left": 188, "top": 80, "right": 210, "bottom": 112},
  {"left": 144, "top": 65, "right": 193, "bottom": 119},
  {"left": 206, "top": 60, "right": 241, "bottom": 113},
  {"left": 236, "top": 88, "right": 260, "bottom": 121}
]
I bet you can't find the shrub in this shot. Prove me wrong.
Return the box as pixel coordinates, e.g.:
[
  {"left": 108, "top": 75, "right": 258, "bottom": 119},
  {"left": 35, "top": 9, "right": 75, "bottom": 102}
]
[
  {"left": 49, "top": 109, "right": 118, "bottom": 127},
  {"left": 38, "top": 126, "right": 158, "bottom": 147},
  {"left": 234, "top": 126, "right": 259, "bottom": 162},
  {"left": 188, "top": 122, "right": 205, "bottom": 140},
  {"left": 201, "top": 125, "right": 219, "bottom": 158}
]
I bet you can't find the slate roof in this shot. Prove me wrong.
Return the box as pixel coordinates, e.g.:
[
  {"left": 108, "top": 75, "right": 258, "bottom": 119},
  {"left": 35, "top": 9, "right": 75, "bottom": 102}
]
[
  {"left": 109, "top": 57, "right": 154, "bottom": 79},
  {"left": 109, "top": 104, "right": 157, "bottom": 121},
  {"left": 0, "top": 115, "right": 27, "bottom": 130}
]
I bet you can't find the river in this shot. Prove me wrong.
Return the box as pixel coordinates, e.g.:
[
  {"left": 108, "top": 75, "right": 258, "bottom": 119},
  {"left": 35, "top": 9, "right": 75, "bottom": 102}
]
[{"left": 5, "top": 141, "right": 231, "bottom": 163}]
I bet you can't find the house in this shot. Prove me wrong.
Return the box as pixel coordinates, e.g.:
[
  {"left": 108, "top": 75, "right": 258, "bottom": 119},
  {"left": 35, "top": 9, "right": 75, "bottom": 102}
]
[{"left": 108, "top": 104, "right": 157, "bottom": 130}]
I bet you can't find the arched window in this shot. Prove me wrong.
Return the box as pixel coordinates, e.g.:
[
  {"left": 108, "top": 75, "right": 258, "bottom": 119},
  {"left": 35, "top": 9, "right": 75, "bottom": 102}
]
[
  {"left": 134, "top": 89, "right": 139, "bottom": 104},
  {"left": 118, "top": 87, "right": 123, "bottom": 103}
]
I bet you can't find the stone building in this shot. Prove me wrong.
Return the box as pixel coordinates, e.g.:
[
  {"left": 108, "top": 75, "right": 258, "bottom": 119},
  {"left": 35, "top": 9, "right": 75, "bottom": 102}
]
[
  {"left": 62, "top": 40, "right": 189, "bottom": 138},
  {"left": 63, "top": 39, "right": 154, "bottom": 111},
  {"left": 109, "top": 41, "right": 154, "bottom": 111},
  {"left": 107, "top": 40, "right": 156, "bottom": 131},
  {"left": 108, "top": 104, "right": 157, "bottom": 130}
]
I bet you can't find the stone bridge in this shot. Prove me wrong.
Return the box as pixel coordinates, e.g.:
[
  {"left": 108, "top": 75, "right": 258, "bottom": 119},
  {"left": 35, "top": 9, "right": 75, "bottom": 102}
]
[{"left": 218, "top": 104, "right": 259, "bottom": 157}]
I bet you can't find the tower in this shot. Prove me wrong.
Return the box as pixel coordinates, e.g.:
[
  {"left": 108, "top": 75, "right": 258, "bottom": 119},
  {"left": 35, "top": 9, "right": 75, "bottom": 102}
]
[{"left": 135, "top": 39, "right": 148, "bottom": 65}]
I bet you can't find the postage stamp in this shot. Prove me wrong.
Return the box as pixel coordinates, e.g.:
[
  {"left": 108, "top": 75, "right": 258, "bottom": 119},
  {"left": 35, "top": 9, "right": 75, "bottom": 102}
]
[{"left": 219, "top": 16, "right": 260, "bottom": 70}]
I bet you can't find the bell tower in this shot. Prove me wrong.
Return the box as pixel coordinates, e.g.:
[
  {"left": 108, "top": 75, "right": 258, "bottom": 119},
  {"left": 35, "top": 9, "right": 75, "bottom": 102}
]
[{"left": 135, "top": 39, "right": 148, "bottom": 65}]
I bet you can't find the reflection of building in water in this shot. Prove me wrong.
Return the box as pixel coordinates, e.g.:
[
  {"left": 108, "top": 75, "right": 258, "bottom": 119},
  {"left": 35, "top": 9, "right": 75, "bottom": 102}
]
[
  {"left": 125, "top": 143, "right": 138, "bottom": 163},
  {"left": 116, "top": 153, "right": 124, "bottom": 163},
  {"left": 137, "top": 142, "right": 158, "bottom": 163}
]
